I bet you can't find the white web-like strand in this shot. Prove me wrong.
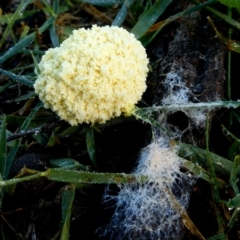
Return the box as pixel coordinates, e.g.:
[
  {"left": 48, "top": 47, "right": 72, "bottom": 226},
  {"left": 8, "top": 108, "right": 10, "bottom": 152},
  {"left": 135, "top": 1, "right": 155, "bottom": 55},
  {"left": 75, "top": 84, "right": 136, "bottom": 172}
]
[
  {"left": 101, "top": 137, "right": 194, "bottom": 239},
  {"left": 161, "top": 71, "right": 207, "bottom": 127}
]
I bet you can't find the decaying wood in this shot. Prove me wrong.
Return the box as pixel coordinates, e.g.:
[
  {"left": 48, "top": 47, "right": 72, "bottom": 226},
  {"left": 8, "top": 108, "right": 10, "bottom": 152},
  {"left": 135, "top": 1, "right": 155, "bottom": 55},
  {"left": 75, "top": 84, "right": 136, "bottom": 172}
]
[{"left": 147, "top": 0, "right": 226, "bottom": 144}]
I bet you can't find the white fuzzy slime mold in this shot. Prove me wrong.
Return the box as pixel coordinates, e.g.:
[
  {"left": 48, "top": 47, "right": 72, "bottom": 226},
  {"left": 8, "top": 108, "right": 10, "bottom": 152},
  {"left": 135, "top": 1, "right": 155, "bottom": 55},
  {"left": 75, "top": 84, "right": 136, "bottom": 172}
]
[
  {"left": 101, "top": 137, "right": 193, "bottom": 239},
  {"left": 161, "top": 71, "right": 207, "bottom": 127}
]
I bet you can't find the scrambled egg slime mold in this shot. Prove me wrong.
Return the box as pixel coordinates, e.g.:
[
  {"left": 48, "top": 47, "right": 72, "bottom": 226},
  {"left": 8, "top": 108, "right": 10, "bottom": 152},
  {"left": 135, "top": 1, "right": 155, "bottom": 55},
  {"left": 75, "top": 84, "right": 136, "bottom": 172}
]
[{"left": 34, "top": 25, "right": 149, "bottom": 125}]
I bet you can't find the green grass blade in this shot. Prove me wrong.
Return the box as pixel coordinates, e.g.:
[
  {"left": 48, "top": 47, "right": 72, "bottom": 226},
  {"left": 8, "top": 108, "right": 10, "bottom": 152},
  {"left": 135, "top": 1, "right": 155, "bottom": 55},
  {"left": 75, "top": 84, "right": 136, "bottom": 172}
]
[
  {"left": 0, "top": 219, "right": 7, "bottom": 240},
  {"left": 0, "top": 116, "right": 26, "bottom": 126},
  {"left": 136, "top": 101, "right": 240, "bottom": 112},
  {"left": 81, "top": 0, "right": 123, "bottom": 7},
  {"left": 86, "top": 127, "right": 97, "bottom": 168},
  {"left": 131, "top": 0, "right": 172, "bottom": 39},
  {"left": 192, "top": 0, "right": 240, "bottom": 30},
  {"left": 0, "top": 172, "right": 46, "bottom": 187},
  {"left": 30, "top": 51, "right": 40, "bottom": 74},
  {"left": 182, "top": 159, "right": 225, "bottom": 188},
  {"left": 0, "top": 10, "right": 38, "bottom": 24},
  {"left": 0, "top": 68, "right": 34, "bottom": 87},
  {"left": 220, "top": 0, "right": 240, "bottom": 9},
  {"left": 50, "top": 158, "right": 84, "bottom": 170},
  {"left": 56, "top": 125, "right": 84, "bottom": 138},
  {"left": 50, "top": 24, "right": 60, "bottom": 47},
  {"left": 207, "top": 233, "right": 227, "bottom": 240},
  {"left": 206, "top": 113, "right": 224, "bottom": 234},
  {"left": 46, "top": 132, "right": 58, "bottom": 147},
  {"left": 0, "top": 0, "right": 32, "bottom": 48},
  {"left": 0, "top": 115, "right": 55, "bottom": 128},
  {"left": 221, "top": 124, "right": 240, "bottom": 143},
  {"left": 13, "top": 92, "right": 36, "bottom": 103},
  {"left": 206, "top": 113, "right": 219, "bottom": 199},
  {"left": 53, "top": 0, "right": 60, "bottom": 14},
  {"left": 32, "top": 132, "right": 49, "bottom": 146},
  {"left": 230, "top": 155, "right": 240, "bottom": 194},
  {"left": 20, "top": 102, "right": 43, "bottom": 131},
  {"left": 41, "top": 0, "right": 56, "bottom": 17},
  {"left": 0, "top": 115, "right": 7, "bottom": 177},
  {"left": 2, "top": 140, "right": 21, "bottom": 179},
  {"left": 112, "top": 0, "right": 134, "bottom": 26},
  {"left": 227, "top": 205, "right": 240, "bottom": 231},
  {"left": 0, "top": 173, "right": 4, "bottom": 208},
  {"left": 0, "top": 17, "right": 54, "bottom": 64},
  {"left": 21, "top": 50, "right": 45, "bottom": 55},
  {"left": 4, "top": 102, "right": 43, "bottom": 179},
  {"left": 227, "top": 194, "right": 240, "bottom": 210},
  {"left": 0, "top": 82, "right": 12, "bottom": 93},
  {"left": 175, "top": 141, "right": 236, "bottom": 175},
  {"left": 227, "top": 7, "right": 232, "bottom": 105},
  {"left": 61, "top": 185, "right": 75, "bottom": 240},
  {"left": 140, "top": 0, "right": 219, "bottom": 46},
  {"left": 0, "top": 169, "right": 149, "bottom": 187},
  {"left": 50, "top": 0, "right": 60, "bottom": 47},
  {"left": 207, "top": 6, "right": 240, "bottom": 30},
  {"left": 12, "top": 64, "right": 35, "bottom": 72},
  {"left": 47, "top": 168, "right": 149, "bottom": 184},
  {"left": 19, "top": 25, "right": 30, "bottom": 40}
]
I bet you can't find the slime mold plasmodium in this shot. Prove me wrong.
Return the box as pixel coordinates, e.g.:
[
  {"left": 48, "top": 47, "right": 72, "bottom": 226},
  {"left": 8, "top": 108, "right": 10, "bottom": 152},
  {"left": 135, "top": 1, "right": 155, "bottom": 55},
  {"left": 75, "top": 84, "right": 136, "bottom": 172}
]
[
  {"left": 100, "top": 137, "right": 193, "bottom": 239},
  {"left": 34, "top": 25, "right": 149, "bottom": 125}
]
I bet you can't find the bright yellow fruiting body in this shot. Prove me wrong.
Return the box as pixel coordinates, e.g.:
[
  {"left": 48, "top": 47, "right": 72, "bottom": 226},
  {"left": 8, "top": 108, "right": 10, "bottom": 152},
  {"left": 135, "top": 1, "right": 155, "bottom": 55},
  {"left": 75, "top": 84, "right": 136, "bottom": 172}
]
[{"left": 34, "top": 25, "right": 149, "bottom": 125}]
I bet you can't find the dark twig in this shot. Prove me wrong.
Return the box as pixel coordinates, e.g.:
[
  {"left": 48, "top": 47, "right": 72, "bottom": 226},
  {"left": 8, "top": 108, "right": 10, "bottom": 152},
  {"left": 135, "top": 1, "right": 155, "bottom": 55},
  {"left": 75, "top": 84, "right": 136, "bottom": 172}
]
[{"left": 7, "top": 120, "right": 65, "bottom": 142}]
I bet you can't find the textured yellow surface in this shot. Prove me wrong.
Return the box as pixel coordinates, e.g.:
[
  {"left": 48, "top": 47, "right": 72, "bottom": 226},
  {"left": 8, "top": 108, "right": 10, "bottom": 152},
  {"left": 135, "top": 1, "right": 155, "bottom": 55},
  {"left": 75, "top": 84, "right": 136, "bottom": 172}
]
[{"left": 34, "top": 25, "right": 149, "bottom": 125}]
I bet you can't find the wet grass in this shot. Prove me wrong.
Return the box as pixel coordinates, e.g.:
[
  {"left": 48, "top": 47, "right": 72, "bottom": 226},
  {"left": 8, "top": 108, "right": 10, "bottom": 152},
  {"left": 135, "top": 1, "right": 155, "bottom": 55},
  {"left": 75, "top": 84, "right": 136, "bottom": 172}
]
[{"left": 1, "top": 0, "right": 240, "bottom": 239}]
